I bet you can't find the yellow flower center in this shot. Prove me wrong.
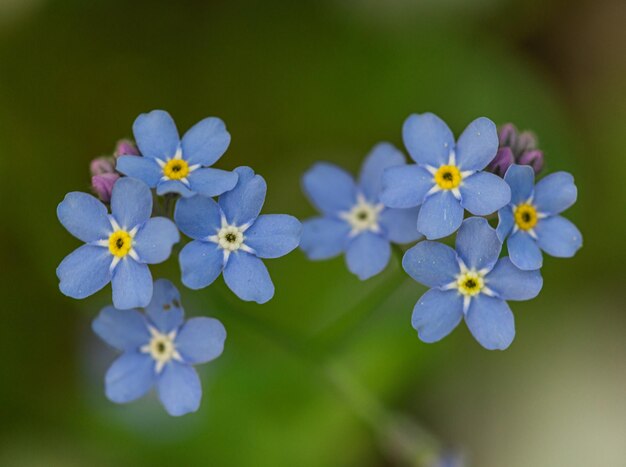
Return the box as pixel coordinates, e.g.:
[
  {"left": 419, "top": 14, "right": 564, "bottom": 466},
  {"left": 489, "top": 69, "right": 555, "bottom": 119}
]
[
  {"left": 456, "top": 271, "right": 484, "bottom": 297},
  {"left": 514, "top": 203, "right": 538, "bottom": 231},
  {"left": 434, "top": 165, "right": 462, "bottom": 190},
  {"left": 108, "top": 230, "right": 132, "bottom": 257},
  {"left": 163, "top": 159, "right": 190, "bottom": 180}
]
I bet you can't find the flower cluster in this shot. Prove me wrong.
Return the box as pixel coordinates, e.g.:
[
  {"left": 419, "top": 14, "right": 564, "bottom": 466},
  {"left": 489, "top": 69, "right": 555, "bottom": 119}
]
[{"left": 57, "top": 110, "right": 302, "bottom": 414}]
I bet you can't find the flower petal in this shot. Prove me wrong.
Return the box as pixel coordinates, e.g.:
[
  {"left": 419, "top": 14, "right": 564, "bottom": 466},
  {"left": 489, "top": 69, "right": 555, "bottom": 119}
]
[
  {"left": 187, "top": 168, "right": 238, "bottom": 197},
  {"left": 133, "top": 217, "right": 179, "bottom": 264},
  {"left": 157, "top": 362, "right": 202, "bottom": 416},
  {"left": 455, "top": 117, "right": 498, "bottom": 171},
  {"left": 486, "top": 257, "right": 543, "bottom": 300},
  {"left": 219, "top": 166, "right": 267, "bottom": 226},
  {"left": 92, "top": 306, "right": 150, "bottom": 351},
  {"left": 302, "top": 162, "right": 357, "bottom": 215},
  {"left": 411, "top": 289, "right": 464, "bottom": 343},
  {"left": 57, "top": 192, "right": 111, "bottom": 242},
  {"left": 379, "top": 207, "right": 423, "bottom": 244},
  {"left": 417, "top": 191, "right": 464, "bottom": 240},
  {"left": 132, "top": 110, "right": 179, "bottom": 160},
  {"left": 110, "top": 177, "right": 152, "bottom": 230},
  {"left": 455, "top": 217, "right": 501, "bottom": 271},
  {"left": 175, "top": 317, "right": 226, "bottom": 364},
  {"left": 459, "top": 172, "right": 511, "bottom": 216},
  {"left": 115, "top": 156, "right": 163, "bottom": 187},
  {"left": 465, "top": 295, "right": 515, "bottom": 350},
  {"left": 57, "top": 245, "right": 112, "bottom": 299},
  {"left": 111, "top": 258, "right": 153, "bottom": 309},
  {"left": 174, "top": 195, "right": 221, "bottom": 240},
  {"left": 507, "top": 230, "right": 543, "bottom": 270},
  {"left": 156, "top": 179, "right": 194, "bottom": 198},
  {"left": 145, "top": 279, "right": 184, "bottom": 333},
  {"left": 380, "top": 165, "right": 434, "bottom": 208},
  {"left": 504, "top": 164, "right": 535, "bottom": 205},
  {"left": 300, "top": 217, "right": 351, "bottom": 260},
  {"left": 533, "top": 172, "right": 577, "bottom": 215},
  {"left": 105, "top": 352, "right": 155, "bottom": 403},
  {"left": 223, "top": 252, "right": 274, "bottom": 303},
  {"left": 402, "top": 241, "right": 459, "bottom": 288},
  {"left": 358, "top": 142, "right": 405, "bottom": 201},
  {"left": 535, "top": 215, "right": 582, "bottom": 258},
  {"left": 402, "top": 113, "right": 454, "bottom": 166},
  {"left": 244, "top": 214, "right": 302, "bottom": 259},
  {"left": 179, "top": 240, "right": 224, "bottom": 290},
  {"left": 496, "top": 207, "right": 514, "bottom": 242},
  {"left": 181, "top": 116, "right": 231, "bottom": 166},
  {"left": 345, "top": 232, "right": 391, "bottom": 280}
]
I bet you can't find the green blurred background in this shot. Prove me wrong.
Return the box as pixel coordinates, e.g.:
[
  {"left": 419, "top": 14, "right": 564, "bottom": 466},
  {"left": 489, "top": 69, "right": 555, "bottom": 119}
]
[{"left": 1, "top": 0, "right": 624, "bottom": 465}]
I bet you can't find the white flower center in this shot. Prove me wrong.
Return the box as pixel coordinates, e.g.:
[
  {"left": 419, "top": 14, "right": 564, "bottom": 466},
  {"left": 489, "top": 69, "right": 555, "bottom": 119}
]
[
  {"left": 217, "top": 225, "right": 245, "bottom": 251},
  {"left": 141, "top": 327, "right": 181, "bottom": 373},
  {"left": 340, "top": 194, "right": 383, "bottom": 235},
  {"left": 442, "top": 261, "right": 495, "bottom": 313}
]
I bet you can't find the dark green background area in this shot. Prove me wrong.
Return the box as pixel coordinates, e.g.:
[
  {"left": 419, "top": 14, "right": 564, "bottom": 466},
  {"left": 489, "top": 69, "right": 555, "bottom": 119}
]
[{"left": 0, "top": 0, "right": 624, "bottom": 466}]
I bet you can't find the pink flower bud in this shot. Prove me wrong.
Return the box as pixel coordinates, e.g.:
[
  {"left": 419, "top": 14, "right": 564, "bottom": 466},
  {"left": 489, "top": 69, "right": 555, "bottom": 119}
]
[
  {"left": 517, "top": 149, "right": 544, "bottom": 175},
  {"left": 498, "top": 123, "right": 518, "bottom": 149},
  {"left": 516, "top": 131, "right": 537, "bottom": 154},
  {"left": 90, "top": 156, "right": 115, "bottom": 176},
  {"left": 91, "top": 173, "right": 120, "bottom": 202},
  {"left": 114, "top": 139, "right": 140, "bottom": 158},
  {"left": 486, "top": 147, "right": 514, "bottom": 177}
]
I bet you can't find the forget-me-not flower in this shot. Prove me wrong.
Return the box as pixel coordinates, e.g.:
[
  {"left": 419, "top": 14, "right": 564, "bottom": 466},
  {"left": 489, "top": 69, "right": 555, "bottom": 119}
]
[
  {"left": 92, "top": 279, "right": 226, "bottom": 416},
  {"left": 381, "top": 113, "right": 511, "bottom": 239},
  {"left": 300, "top": 143, "right": 422, "bottom": 280},
  {"left": 497, "top": 164, "right": 582, "bottom": 270},
  {"left": 403, "top": 217, "right": 543, "bottom": 350},
  {"left": 57, "top": 177, "right": 179, "bottom": 309},
  {"left": 175, "top": 166, "right": 302, "bottom": 304},
  {"left": 116, "top": 110, "right": 238, "bottom": 198}
]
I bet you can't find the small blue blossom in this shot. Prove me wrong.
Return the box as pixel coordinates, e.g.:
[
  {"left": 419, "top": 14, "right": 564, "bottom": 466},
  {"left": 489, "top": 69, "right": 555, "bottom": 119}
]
[
  {"left": 497, "top": 164, "right": 582, "bottom": 270},
  {"left": 403, "top": 217, "right": 543, "bottom": 350},
  {"left": 57, "top": 177, "right": 179, "bottom": 309},
  {"left": 175, "top": 166, "right": 302, "bottom": 304},
  {"left": 116, "top": 110, "right": 238, "bottom": 198},
  {"left": 300, "top": 143, "right": 422, "bottom": 280},
  {"left": 92, "top": 279, "right": 226, "bottom": 416},
  {"left": 381, "top": 113, "right": 511, "bottom": 240}
]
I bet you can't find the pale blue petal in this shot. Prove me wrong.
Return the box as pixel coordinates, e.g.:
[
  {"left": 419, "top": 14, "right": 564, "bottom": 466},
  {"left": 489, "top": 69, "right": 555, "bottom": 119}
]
[
  {"left": 110, "top": 177, "right": 152, "bottom": 230},
  {"left": 57, "top": 192, "right": 111, "bottom": 243},
  {"left": 358, "top": 142, "right": 405, "bottom": 201},
  {"left": 535, "top": 215, "right": 582, "bottom": 258},
  {"left": 533, "top": 172, "right": 577, "bottom": 215},
  {"left": 133, "top": 217, "right": 179, "bottom": 264},
  {"left": 302, "top": 162, "right": 356, "bottom": 215},
  {"left": 223, "top": 252, "right": 274, "bottom": 304},
  {"left": 455, "top": 117, "right": 498, "bottom": 171},
  {"left": 465, "top": 295, "right": 515, "bottom": 350},
  {"left": 174, "top": 195, "right": 221, "bottom": 240},
  {"left": 411, "top": 289, "right": 463, "bottom": 343},
  {"left": 380, "top": 165, "right": 434, "bottom": 208},
  {"left": 145, "top": 279, "right": 184, "bottom": 333},
  {"left": 187, "top": 168, "right": 238, "bottom": 197},
  {"left": 455, "top": 217, "right": 501, "bottom": 271},
  {"left": 111, "top": 258, "right": 153, "bottom": 309},
  {"left": 219, "top": 167, "right": 267, "bottom": 225},
  {"left": 402, "top": 241, "right": 459, "bottom": 288},
  {"left": 181, "top": 116, "right": 231, "bottom": 166},
  {"left": 179, "top": 241, "right": 224, "bottom": 290},
  {"left": 504, "top": 164, "right": 535, "bottom": 204},
  {"left": 496, "top": 207, "right": 514, "bottom": 242},
  {"left": 417, "top": 191, "right": 464, "bottom": 240},
  {"left": 176, "top": 317, "right": 226, "bottom": 364},
  {"left": 402, "top": 113, "right": 454, "bottom": 166},
  {"left": 459, "top": 172, "right": 511, "bottom": 216},
  {"left": 115, "top": 156, "right": 163, "bottom": 187},
  {"left": 244, "top": 214, "right": 302, "bottom": 259},
  {"left": 57, "top": 245, "right": 112, "bottom": 299},
  {"left": 157, "top": 362, "right": 202, "bottom": 416},
  {"left": 486, "top": 257, "right": 543, "bottom": 300},
  {"left": 156, "top": 179, "right": 194, "bottom": 198},
  {"left": 508, "top": 230, "right": 543, "bottom": 270},
  {"left": 345, "top": 232, "right": 391, "bottom": 280},
  {"left": 105, "top": 352, "right": 155, "bottom": 403},
  {"left": 379, "top": 207, "right": 423, "bottom": 244},
  {"left": 300, "top": 217, "right": 351, "bottom": 260},
  {"left": 132, "top": 110, "right": 179, "bottom": 160},
  {"left": 92, "top": 306, "right": 149, "bottom": 351}
]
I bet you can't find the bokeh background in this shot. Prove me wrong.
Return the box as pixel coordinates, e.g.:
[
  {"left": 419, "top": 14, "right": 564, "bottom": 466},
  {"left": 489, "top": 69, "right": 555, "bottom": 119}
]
[{"left": 1, "top": 0, "right": 625, "bottom": 466}]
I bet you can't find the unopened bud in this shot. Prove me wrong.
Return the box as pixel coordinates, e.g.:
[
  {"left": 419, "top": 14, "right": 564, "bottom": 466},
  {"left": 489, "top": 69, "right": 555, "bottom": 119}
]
[
  {"left": 91, "top": 173, "right": 120, "bottom": 202},
  {"left": 114, "top": 139, "right": 139, "bottom": 158},
  {"left": 90, "top": 156, "right": 115, "bottom": 176},
  {"left": 486, "top": 147, "right": 514, "bottom": 177},
  {"left": 517, "top": 149, "right": 544, "bottom": 175}
]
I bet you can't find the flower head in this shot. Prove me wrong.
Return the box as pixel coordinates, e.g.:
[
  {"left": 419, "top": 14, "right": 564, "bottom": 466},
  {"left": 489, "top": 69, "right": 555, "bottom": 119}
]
[
  {"left": 496, "top": 164, "right": 582, "bottom": 270},
  {"left": 175, "top": 166, "right": 302, "bottom": 304},
  {"left": 300, "top": 143, "right": 422, "bottom": 280},
  {"left": 381, "top": 113, "right": 511, "bottom": 240},
  {"left": 57, "top": 177, "right": 180, "bottom": 309},
  {"left": 116, "top": 110, "right": 238, "bottom": 198},
  {"left": 403, "top": 217, "right": 543, "bottom": 350},
  {"left": 92, "top": 279, "right": 226, "bottom": 416}
]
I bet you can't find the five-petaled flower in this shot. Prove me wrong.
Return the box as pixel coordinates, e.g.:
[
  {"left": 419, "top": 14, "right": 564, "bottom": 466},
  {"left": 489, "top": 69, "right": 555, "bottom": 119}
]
[
  {"left": 496, "top": 164, "right": 582, "bottom": 270},
  {"left": 403, "top": 217, "right": 543, "bottom": 350},
  {"left": 175, "top": 166, "right": 302, "bottom": 304},
  {"left": 57, "top": 177, "right": 179, "bottom": 309},
  {"left": 116, "top": 110, "right": 238, "bottom": 198},
  {"left": 381, "top": 113, "right": 511, "bottom": 240},
  {"left": 300, "top": 143, "right": 422, "bottom": 280},
  {"left": 92, "top": 279, "right": 226, "bottom": 416}
]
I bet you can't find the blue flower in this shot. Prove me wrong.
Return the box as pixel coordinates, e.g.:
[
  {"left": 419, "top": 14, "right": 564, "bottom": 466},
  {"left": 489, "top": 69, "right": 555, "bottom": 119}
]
[
  {"left": 300, "top": 143, "right": 422, "bottom": 280},
  {"left": 57, "top": 177, "right": 179, "bottom": 309},
  {"left": 403, "top": 217, "right": 543, "bottom": 350},
  {"left": 92, "top": 279, "right": 226, "bottom": 416},
  {"left": 116, "top": 110, "right": 238, "bottom": 198},
  {"left": 497, "top": 164, "right": 582, "bottom": 270},
  {"left": 381, "top": 113, "right": 511, "bottom": 239},
  {"left": 175, "top": 166, "right": 302, "bottom": 304}
]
